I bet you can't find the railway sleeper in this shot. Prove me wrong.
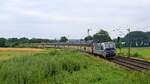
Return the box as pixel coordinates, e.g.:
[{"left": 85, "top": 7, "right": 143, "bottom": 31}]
[
  {"left": 115, "top": 57, "right": 150, "bottom": 69},
  {"left": 114, "top": 58, "right": 150, "bottom": 70},
  {"left": 117, "top": 56, "right": 150, "bottom": 66},
  {"left": 112, "top": 60, "right": 144, "bottom": 71}
]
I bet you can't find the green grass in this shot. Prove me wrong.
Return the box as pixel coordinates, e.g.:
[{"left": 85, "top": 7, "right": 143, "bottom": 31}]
[
  {"left": 0, "top": 48, "right": 149, "bottom": 84},
  {"left": 117, "top": 47, "right": 150, "bottom": 61}
]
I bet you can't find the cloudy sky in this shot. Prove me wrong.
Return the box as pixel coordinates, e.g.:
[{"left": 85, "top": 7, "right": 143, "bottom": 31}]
[{"left": 0, "top": 0, "right": 150, "bottom": 39}]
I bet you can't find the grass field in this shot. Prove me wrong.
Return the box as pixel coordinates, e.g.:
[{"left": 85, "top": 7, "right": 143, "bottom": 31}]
[
  {"left": 0, "top": 48, "right": 44, "bottom": 61},
  {"left": 117, "top": 47, "right": 150, "bottom": 61},
  {"left": 0, "top": 48, "right": 149, "bottom": 84}
]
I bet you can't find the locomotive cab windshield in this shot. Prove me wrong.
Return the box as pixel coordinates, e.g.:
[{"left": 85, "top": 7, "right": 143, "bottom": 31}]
[{"left": 101, "top": 42, "right": 116, "bottom": 50}]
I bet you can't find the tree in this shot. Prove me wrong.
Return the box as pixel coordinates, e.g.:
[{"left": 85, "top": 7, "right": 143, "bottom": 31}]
[
  {"left": 84, "top": 35, "right": 93, "bottom": 42},
  {"left": 60, "top": 36, "right": 68, "bottom": 42},
  {"left": 0, "top": 38, "right": 6, "bottom": 47},
  {"left": 147, "top": 32, "right": 150, "bottom": 46},
  {"left": 124, "top": 31, "right": 149, "bottom": 47},
  {"left": 29, "top": 38, "right": 50, "bottom": 43},
  {"left": 93, "top": 29, "right": 111, "bottom": 42},
  {"left": 19, "top": 37, "right": 29, "bottom": 43},
  {"left": 147, "top": 32, "right": 150, "bottom": 40},
  {"left": 6, "top": 38, "right": 19, "bottom": 47},
  {"left": 8, "top": 38, "right": 18, "bottom": 43}
]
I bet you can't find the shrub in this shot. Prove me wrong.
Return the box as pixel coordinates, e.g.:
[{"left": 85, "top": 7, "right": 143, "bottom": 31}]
[
  {"left": 62, "top": 61, "right": 80, "bottom": 73},
  {"left": 117, "top": 53, "right": 125, "bottom": 56},
  {"left": 132, "top": 52, "right": 142, "bottom": 57}
]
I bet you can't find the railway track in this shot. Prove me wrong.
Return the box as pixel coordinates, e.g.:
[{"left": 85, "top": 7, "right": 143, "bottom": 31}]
[
  {"left": 84, "top": 51, "right": 150, "bottom": 71},
  {"left": 111, "top": 56, "right": 150, "bottom": 71}
]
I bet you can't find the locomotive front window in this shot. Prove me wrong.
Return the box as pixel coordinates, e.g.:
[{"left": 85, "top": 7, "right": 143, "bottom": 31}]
[
  {"left": 95, "top": 44, "right": 103, "bottom": 50},
  {"left": 101, "top": 46, "right": 104, "bottom": 50},
  {"left": 104, "top": 43, "right": 115, "bottom": 49}
]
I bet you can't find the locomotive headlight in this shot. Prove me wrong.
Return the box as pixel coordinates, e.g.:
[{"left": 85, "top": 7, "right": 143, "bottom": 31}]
[{"left": 103, "top": 52, "right": 107, "bottom": 56}]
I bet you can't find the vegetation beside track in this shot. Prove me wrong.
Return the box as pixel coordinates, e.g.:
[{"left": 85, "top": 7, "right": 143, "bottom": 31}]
[
  {"left": 0, "top": 48, "right": 149, "bottom": 84},
  {"left": 117, "top": 47, "right": 150, "bottom": 61}
]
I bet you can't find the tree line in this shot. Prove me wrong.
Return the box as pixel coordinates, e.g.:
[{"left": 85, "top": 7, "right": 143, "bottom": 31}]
[
  {"left": 120, "top": 31, "right": 150, "bottom": 47},
  {"left": 84, "top": 30, "right": 150, "bottom": 47},
  {"left": 0, "top": 36, "right": 68, "bottom": 47},
  {"left": 0, "top": 30, "right": 149, "bottom": 47}
]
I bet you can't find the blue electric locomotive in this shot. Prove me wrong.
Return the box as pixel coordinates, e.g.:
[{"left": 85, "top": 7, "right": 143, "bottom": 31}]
[{"left": 92, "top": 42, "right": 116, "bottom": 58}]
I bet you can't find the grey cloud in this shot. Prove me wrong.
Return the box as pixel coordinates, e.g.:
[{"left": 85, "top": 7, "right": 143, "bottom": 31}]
[{"left": 0, "top": 0, "right": 150, "bottom": 39}]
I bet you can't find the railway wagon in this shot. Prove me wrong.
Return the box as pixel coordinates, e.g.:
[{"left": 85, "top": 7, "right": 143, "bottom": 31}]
[{"left": 92, "top": 42, "right": 116, "bottom": 58}]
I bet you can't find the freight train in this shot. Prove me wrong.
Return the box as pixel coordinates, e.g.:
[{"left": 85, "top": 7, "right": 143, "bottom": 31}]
[{"left": 19, "top": 41, "right": 116, "bottom": 58}]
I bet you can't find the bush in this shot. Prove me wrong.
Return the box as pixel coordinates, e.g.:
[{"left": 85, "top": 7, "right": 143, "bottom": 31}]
[
  {"left": 117, "top": 53, "right": 125, "bottom": 56},
  {"left": 132, "top": 52, "right": 142, "bottom": 57},
  {"left": 62, "top": 61, "right": 80, "bottom": 73}
]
